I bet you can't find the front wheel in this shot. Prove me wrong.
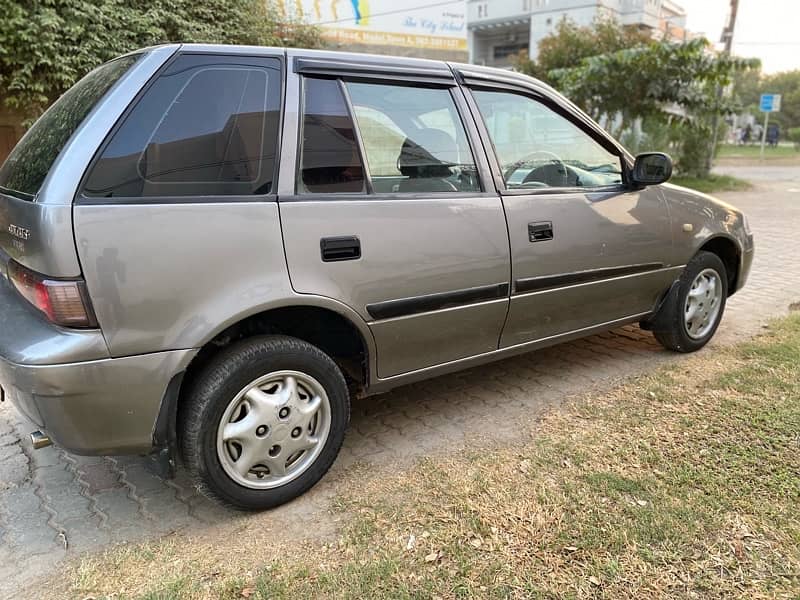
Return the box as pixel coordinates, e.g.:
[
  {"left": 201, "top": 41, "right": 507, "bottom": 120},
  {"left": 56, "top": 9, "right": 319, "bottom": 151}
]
[
  {"left": 653, "top": 251, "right": 728, "bottom": 353},
  {"left": 180, "top": 335, "right": 349, "bottom": 510}
]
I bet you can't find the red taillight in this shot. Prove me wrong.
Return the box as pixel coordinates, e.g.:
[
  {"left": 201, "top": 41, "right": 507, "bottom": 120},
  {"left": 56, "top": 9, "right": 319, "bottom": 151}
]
[{"left": 8, "top": 260, "right": 98, "bottom": 328}]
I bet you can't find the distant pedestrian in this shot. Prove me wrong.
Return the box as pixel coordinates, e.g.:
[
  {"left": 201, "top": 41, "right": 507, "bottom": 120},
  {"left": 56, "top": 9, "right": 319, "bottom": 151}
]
[
  {"left": 742, "top": 124, "right": 752, "bottom": 144},
  {"left": 767, "top": 123, "right": 780, "bottom": 147}
]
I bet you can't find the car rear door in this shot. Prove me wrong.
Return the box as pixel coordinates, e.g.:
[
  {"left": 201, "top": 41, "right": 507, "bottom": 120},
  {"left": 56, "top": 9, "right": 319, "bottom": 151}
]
[
  {"left": 460, "top": 71, "right": 678, "bottom": 348},
  {"left": 278, "top": 56, "right": 510, "bottom": 379}
]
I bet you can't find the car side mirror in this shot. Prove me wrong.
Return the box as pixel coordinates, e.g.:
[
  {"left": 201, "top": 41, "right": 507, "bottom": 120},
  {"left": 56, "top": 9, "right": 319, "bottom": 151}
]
[{"left": 631, "top": 152, "right": 673, "bottom": 187}]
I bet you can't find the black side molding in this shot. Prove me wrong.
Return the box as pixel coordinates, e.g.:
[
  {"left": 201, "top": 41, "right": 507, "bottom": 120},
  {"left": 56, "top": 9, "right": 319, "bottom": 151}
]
[
  {"left": 367, "top": 282, "right": 509, "bottom": 320},
  {"left": 515, "top": 263, "right": 665, "bottom": 294}
]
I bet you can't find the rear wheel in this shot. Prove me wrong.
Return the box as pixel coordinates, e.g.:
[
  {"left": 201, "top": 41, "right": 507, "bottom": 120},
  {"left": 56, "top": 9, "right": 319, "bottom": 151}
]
[
  {"left": 180, "top": 335, "right": 349, "bottom": 510},
  {"left": 653, "top": 251, "right": 728, "bottom": 353}
]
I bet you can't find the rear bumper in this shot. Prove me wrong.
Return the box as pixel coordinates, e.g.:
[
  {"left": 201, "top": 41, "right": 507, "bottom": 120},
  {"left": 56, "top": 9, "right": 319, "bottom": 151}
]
[
  {"left": 0, "top": 271, "right": 196, "bottom": 454},
  {"left": 0, "top": 349, "right": 195, "bottom": 455}
]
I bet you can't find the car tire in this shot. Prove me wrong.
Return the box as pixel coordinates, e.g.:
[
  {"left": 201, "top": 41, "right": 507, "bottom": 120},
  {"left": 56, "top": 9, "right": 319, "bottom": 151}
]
[
  {"left": 179, "top": 335, "right": 349, "bottom": 510},
  {"left": 653, "top": 251, "right": 728, "bottom": 353}
]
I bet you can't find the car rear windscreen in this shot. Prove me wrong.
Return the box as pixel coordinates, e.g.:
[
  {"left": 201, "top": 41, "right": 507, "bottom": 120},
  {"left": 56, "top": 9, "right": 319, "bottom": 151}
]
[{"left": 0, "top": 54, "right": 139, "bottom": 201}]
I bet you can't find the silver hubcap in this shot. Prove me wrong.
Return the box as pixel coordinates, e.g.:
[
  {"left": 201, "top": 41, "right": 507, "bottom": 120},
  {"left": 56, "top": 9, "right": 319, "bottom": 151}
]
[
  {"left": 684, "top": 268, "right": 723, "bottom": 340},
  {"left": 216, "top": 370, "right": 331, "bottom": 489}
]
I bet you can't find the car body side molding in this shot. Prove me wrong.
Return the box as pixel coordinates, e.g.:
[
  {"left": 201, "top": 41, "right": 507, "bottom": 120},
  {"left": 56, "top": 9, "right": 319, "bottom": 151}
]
[
  {"left": 366, "top": 283, "right": 510, "bottom": 320},
  {"left": 514, "top": 263, "right": 665, "bottom": 294}
]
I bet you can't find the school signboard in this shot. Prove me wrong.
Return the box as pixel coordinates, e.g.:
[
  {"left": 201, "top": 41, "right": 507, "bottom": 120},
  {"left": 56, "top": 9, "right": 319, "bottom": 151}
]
[{"left": 280, "top": 0, "right": 467, "bottom": 51}]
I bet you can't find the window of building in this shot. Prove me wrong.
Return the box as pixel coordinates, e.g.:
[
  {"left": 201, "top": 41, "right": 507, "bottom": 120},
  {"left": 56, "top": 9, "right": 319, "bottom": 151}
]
[
  {"left": 298, "top": 78, "right": 366, "bottom": 194},
  {"left": 346, "top": 82, "right": 481, "bottom": 194},
  {"left": 493, "top": 42, "right": 529, "bottom": 60},
  {"left": 471, "top": 90, "right": 623, "bottom": 190},
  {"left": 83, "top": 55, "right": 281, "bottom": 198}
]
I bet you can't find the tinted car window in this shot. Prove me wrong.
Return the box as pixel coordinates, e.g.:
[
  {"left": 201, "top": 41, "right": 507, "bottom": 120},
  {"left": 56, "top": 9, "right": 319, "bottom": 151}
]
[
  {"left": 472, "top": 90, "right": 623, "bottom": 190},
  {"left": 346, "top": 82, "right": 480, "bottom": 194},
  {"left": 298, "top": 78, "right": 365, "bottom": 194},
  {"left": 84, "top": 54, "right": 281, "bottom": 198},
  {"left": 0, "top": 55, "right": 139, "bottom": 200}
]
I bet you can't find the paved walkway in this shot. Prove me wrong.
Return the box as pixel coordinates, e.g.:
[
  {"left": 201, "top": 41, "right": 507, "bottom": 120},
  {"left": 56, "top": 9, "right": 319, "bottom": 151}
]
[{"left": 1, "top": 171, "right": 798, "bottom": 598}]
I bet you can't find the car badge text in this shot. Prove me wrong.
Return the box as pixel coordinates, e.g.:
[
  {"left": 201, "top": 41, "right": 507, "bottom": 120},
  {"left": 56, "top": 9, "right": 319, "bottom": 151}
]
[{"left": 8, "top": 224, "right": 30, "bottom": 240}]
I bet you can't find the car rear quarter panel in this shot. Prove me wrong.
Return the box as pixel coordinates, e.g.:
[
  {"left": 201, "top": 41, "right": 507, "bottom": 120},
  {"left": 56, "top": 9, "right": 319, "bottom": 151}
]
[{"left": 74, "top": 202, "right": 302, "bottom": 356}]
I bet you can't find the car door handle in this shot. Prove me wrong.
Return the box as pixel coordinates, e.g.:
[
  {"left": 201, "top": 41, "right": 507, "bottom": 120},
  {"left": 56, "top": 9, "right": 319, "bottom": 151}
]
[
  {"left": 320, "top": 236, "right": 361, "bottom": 262},
  {"left": 528, "top": 221, "right": 554, "bottom": 242}
]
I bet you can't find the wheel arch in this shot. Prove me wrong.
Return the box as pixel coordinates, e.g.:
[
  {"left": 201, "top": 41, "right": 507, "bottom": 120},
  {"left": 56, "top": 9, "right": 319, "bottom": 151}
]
[
  {"left": 152, "top": 299, "right": 376, "bottom": 456},
  {"left": 697, "top": 235, "right": 742, "bottom": 296}
]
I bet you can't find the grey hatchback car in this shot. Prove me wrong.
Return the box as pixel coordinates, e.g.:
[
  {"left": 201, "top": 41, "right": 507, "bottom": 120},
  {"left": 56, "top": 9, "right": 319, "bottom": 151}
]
[{"left": 0, "top": 44, "right": 753, "bottom": 509}]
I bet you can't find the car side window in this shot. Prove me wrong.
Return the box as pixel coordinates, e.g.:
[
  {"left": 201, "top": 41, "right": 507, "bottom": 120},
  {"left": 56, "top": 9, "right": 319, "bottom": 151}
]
[
  {"left": 83, "top": 54, "right": 281, "bottom": 198},
  {"left": 471, "top": 89, "right": 623, "bottom": 190},
  {"left": 345, "top": 82, "right": 480, "bottom": 194},
  {"left": 298, "top": 78, "right": 366, "bottom": 194}
]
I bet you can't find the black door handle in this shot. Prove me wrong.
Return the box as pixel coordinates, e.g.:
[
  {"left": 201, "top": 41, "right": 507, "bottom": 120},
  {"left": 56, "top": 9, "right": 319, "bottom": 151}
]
[
  {"left": 528, "top": 221, "right": 554, "bottom": 242},
  {"left": 320, "top": 236, "right": 361, "bottom": 262}
]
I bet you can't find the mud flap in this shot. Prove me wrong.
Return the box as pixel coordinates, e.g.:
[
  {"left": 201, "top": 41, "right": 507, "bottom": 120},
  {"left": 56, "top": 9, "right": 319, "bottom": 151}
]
[
  {"left": 639, "top": 280, "right": 680, "bottom": 331},
  {"left": 149, "top": 372, "right": 184, "bottom": 479}
]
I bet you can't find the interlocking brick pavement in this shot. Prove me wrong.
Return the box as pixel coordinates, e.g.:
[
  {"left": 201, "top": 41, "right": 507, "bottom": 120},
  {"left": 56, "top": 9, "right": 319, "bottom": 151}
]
[{"left": 1, "top": 173, "right": 798, "bottom": 598}]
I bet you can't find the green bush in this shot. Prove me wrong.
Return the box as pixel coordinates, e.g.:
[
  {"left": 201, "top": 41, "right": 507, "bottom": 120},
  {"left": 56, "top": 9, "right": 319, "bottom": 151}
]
[
  {"left": 788, "top": 127, "right": 800, "bottom": 150},
  {"left": 625, "top": 117, "right": 718, "bottom": 178},
  {"left": 0, "top": 0, "right": 321, "bottom": 120}
]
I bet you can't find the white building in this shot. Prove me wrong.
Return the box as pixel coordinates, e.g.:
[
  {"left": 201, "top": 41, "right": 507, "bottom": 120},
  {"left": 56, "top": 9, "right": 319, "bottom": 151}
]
[{"left": 467, "top": 0, "right": 688, "bottom": 67}]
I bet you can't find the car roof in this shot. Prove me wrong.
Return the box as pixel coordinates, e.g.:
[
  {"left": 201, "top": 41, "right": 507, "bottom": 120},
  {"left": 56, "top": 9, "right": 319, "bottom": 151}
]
[{"left": 173, "top": 44, "right": 552, "bottom": 91}]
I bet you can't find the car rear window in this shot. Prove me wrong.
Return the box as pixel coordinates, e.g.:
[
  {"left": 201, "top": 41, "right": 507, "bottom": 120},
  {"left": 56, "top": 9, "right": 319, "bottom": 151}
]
[
  {"left": 297, "top": 78, "right": 366, "bottom": 194},
  {"left": 0, "top": 55, "right": 139, "bottom": 201},
  {"left": 83, "top": 54, "right": 282, "bottom": 198}
]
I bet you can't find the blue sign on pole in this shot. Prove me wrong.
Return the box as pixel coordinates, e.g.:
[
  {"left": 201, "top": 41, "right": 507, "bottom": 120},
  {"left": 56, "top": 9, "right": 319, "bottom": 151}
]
[{"left": 760, "top": 94, "right": 781, "bottom": 112}]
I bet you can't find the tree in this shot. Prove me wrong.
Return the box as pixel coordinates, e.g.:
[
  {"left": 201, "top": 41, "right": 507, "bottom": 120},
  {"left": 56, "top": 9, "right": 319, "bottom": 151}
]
[
  {"left": 514, "top": 18, "right": 652, "bottom": 84},
  {"left": 734, "top": 69, "right": 800, "bottom": 131},
  {"left": 552, "top": 38, "right": 757, "bottom": 176},
  {"left": 517, "top": 19, "right": 758, "bottom": 177},
  {"left": 549, "top": 38, "right": 757, "bottom": 137},
  {"left": 0, "top": 0, "right": 321, "bottom": 119}
]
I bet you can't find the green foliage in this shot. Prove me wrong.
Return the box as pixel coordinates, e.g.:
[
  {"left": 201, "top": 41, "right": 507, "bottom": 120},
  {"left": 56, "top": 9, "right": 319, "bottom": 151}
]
[
  {"left": 517, "top": 19, "right": 759, "bottom": 177},
  {"left": 674, "top": 121, "right": 717, "bottom": 177},
  {"left": 0, "top": 0, "right": 321, "bottom": 119},
  {"left": 514, "top": 18, "right": 652, "bottom": 83},
  {"left": 788, "top": 127, "right": 800, "bottom": 149},
  {"left": 622, "top": 117, "right": 720, "bottom": 178},
  {"left": 669, "top": 174, "right": 751, "bottom": 194},
  {"left": 549, "top": 38, "right": 757, "bottom": 135},
  {"left": 734, "top": 69, "right": 800, "bottom": 131}
]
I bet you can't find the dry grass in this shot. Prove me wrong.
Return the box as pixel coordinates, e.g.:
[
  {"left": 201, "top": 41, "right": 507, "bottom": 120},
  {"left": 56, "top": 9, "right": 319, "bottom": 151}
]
[{"left": 63, "top": 315, "right": 800, "bottom": 599}]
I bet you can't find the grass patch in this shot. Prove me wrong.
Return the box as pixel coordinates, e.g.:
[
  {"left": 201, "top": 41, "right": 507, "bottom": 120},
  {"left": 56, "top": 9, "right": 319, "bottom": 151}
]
[
  {"left": 717, "top": 143, "right": 799, "bottom": 160},
  {"left": 671, "top": 173, "right": 753, "bottom": 194},
  {"left": 63, "top": 315, "right": 800, "bottom": 599}
]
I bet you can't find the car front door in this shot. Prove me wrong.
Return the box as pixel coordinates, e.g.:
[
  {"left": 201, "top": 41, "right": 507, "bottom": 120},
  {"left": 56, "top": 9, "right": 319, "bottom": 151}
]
[
  {"left": 464, "top": 84, "right": 678, "bottom": 348},
  {"left": 278, "top": 60, "right": 510, "bottom": 378}
]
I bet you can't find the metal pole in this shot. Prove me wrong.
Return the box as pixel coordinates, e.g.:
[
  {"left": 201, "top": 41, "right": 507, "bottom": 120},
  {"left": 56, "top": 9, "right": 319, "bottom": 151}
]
[
  {"left": 760, "top": 110, "right": 770, "bottom": 160},
  {"left": 707, "top": 0, "right": 740, "bottom": 172}
]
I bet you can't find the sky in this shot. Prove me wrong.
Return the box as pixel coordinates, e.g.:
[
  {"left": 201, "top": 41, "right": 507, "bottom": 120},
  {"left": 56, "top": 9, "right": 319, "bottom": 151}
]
[{"left": 682, "top": 0, "right": 800, "bottom": 73}]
